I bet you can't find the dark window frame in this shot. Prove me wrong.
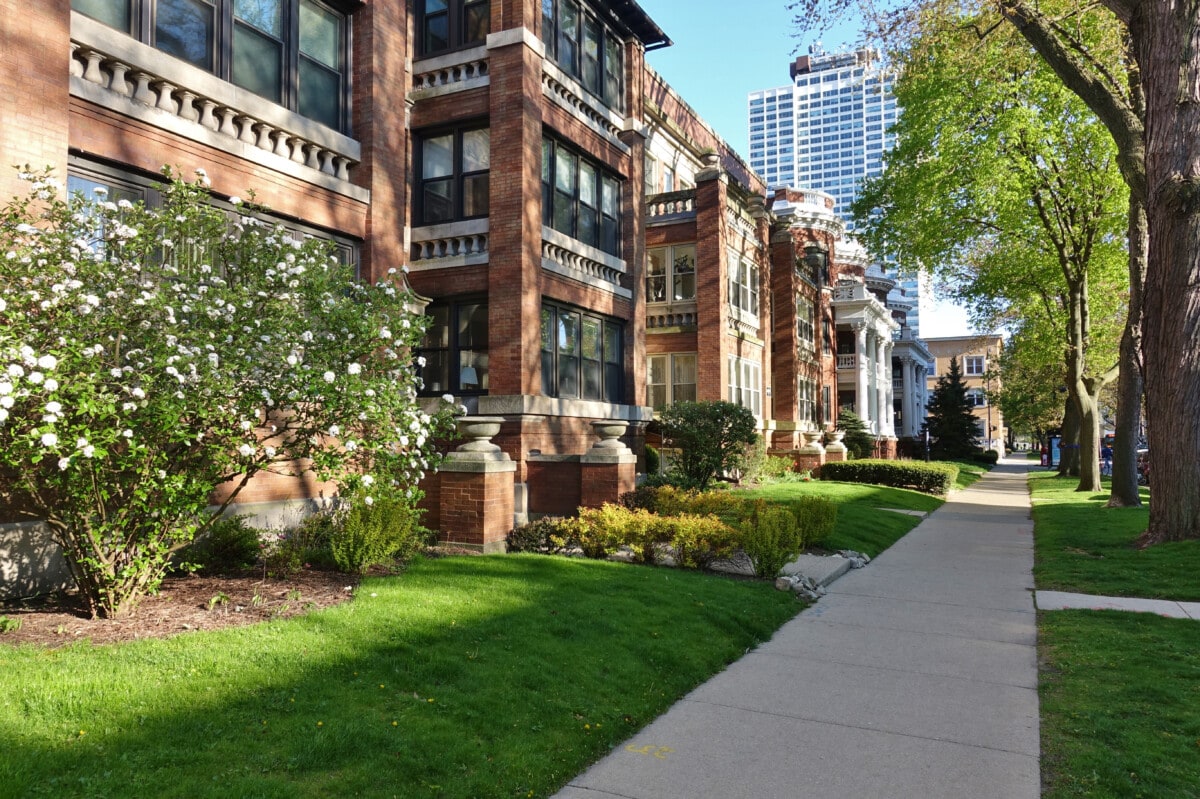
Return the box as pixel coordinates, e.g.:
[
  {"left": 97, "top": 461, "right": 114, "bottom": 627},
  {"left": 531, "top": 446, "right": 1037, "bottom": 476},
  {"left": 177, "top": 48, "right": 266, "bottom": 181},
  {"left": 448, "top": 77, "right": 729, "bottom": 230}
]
[
  {"left": 541, "top": 137, "right": 621, "bottom": 256},
  {"left": 415, "top": 124, "right": 491, "bottom": 226},
  {"left": 541, "top": 301, "right": 623, "bottom": 403},
  {"left": 71, "top": 0, "right": 353, "bottom": 133},
  {"left": 541, "top": 0, "right": 625, "bottom": 112},
  {"left": 417, "top": 0, "right": 490, "bottom": 57},
  {"left": 416, "top": 298, "right": 490, "bottom": 397}
]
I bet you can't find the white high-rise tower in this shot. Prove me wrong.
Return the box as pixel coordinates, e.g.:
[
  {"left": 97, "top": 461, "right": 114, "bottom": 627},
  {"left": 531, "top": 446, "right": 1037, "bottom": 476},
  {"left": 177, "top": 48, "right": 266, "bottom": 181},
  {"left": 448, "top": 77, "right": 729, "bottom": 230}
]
[{"left": 748, "top": 46, "right": 924, "bottom": 333}]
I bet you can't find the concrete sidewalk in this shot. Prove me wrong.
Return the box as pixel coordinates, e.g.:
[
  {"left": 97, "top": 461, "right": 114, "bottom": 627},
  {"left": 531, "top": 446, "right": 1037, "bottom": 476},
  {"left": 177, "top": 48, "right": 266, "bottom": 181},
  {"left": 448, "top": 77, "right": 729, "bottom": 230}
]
[{"left": 554, "top": 458, "right": 1039, "bottom": 799}]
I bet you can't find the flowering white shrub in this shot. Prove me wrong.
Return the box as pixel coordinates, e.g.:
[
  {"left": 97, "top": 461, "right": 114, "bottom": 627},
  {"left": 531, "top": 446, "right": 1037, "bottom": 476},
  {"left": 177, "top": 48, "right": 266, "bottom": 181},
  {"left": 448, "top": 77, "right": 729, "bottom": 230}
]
[{"left": 0, "top": 167, "right": 456, "bottom": 617}]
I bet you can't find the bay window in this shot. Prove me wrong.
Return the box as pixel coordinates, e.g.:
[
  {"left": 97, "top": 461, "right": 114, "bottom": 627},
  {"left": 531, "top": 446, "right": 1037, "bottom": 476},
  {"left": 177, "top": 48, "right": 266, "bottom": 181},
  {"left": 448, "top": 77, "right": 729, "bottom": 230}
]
[
  {"left": 417, "top": 126, "right": 490, "bottom": 225},
  {"left": 541, "top": 302, "right": 622, "bottom": 402},
  {"left": 71, "top": 0, "right": 351, "bottom": 132},
  {"left": 646, "top": 244, "right": 696, "bottom": 303},
  {"left": 797, "top": 297, "right": 815, "bottom": 353},
  {"left": 542, "top": 138, "right": 621, "bottom": 256},
  {"left": 728, "top": 252, "right": 760, "bottom": 317},
  {"left": 541, "top": 0, "right": 625, "bottom": 111},
  {"left": 728, "top": 356, "right": 762, "bottom": 416},
  {"left": 419, "top": 0, "right": 489, "bottom": 56},
  {"left": 646, "top": 353, "right": 696, "bottom": 410},
  {"left": 417, "top": 300, "right": 489, "bottom": 395}
]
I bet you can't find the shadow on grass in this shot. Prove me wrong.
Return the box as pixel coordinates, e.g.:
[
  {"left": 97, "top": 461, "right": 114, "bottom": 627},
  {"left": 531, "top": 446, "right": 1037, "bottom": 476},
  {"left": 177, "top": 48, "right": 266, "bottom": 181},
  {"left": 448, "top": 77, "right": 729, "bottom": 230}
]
[{"left": 0, "top": 555, "right": 799, "bottom": 799}]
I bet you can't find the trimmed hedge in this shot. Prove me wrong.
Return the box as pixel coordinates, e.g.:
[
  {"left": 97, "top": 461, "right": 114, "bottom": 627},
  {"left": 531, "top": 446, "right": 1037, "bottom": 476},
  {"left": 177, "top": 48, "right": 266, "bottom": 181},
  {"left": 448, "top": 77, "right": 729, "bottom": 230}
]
[
  {"left": 818, "top": 459, "right": 958, "bottom": 496},
  {"left": 508, "top": 486, "right": 841, "bottom": 578}
]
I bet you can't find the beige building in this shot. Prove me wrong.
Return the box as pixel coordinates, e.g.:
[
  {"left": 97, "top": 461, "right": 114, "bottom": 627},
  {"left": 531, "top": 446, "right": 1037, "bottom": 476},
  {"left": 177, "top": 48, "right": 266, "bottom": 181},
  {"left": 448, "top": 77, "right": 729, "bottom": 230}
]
[{"left": 923, "top": 335, "right": 1006, "bottom": 455}]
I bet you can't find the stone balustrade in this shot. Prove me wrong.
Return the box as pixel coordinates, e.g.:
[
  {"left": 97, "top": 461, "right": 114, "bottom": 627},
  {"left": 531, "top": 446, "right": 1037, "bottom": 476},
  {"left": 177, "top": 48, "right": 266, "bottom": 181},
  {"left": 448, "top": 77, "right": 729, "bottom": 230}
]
[
  {"left": 837, "top": 354, "right": 858, "bottom": 370},
  {"left": 541, "top": 62, "right": 628, "bottom": 153},
  {"left": 68, "top": 22, "right": 359, "bottom": 186},
  {"left": 646, "top": 190, "right": 696, "bottom": 219},
  {"left": 647, "top": 308, "right": 698, "bottom": 329},
  {"left": 541, "top": 227, "right": 626, "bottom": 294},
  {"left": 411, "top": 47, "right": 490, "bottom": 95},
  {"left": 410, "top": 226, "right": 489, "bottom": 261}
]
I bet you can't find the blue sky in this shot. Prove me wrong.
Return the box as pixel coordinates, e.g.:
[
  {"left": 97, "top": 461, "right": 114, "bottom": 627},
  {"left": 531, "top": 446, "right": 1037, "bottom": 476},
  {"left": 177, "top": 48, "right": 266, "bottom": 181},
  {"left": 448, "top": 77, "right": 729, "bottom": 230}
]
[
  {"left": 635, "top": 0, "right": 972, "bottom": 338},
  {"left": 637, "top": 0, "right": 862, "bottom": 157}
]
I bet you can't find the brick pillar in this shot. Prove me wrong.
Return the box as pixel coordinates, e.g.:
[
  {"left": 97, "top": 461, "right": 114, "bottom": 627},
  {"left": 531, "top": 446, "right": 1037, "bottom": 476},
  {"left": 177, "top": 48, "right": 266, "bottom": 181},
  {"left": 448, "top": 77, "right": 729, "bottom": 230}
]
[
  {"left": 579, "top": 421, "right": 637, "bottom": 508},
  {"left": 825, "top": 433, "right": 848, "bottom": 463},
  {"left": 693, "top": 167, "right": 729, "bottom": 401},
  {"left": 2, "top": 0, "right": 70, "bottom": 200},
  {"left": 437, "top": 418, "right": 516, "bottom": 553},
  {"left": 794, "top": 431, "right": 826, "bottom": 473}
]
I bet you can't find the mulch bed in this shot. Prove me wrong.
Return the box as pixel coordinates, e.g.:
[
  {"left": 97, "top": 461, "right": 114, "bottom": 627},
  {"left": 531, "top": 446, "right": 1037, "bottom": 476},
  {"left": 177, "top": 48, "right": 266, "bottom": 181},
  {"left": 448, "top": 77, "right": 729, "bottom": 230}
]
[
  {"left": 0, "top": 546, "right": 483, "bottom": 649},
  {"left": 0, "top": 569, "right": 357, "bottom": 648}
]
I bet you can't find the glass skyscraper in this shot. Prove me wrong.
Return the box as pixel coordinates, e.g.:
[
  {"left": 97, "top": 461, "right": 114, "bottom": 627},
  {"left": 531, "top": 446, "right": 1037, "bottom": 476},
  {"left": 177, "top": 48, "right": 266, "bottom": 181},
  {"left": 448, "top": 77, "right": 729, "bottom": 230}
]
[{"left": 749, "top": 46, "right": 924, "bottom": 334}]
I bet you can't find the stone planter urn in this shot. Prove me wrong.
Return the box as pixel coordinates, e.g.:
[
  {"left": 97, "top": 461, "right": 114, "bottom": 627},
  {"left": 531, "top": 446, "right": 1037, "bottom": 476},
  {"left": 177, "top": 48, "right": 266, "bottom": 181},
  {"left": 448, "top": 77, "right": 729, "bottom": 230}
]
[
  {"left": 455, "top": 416, "right": 504, "bottom": 454},
  {"left": 826, "top": 429, "right": 846, "bottom": 445},
  {"left": 803, "top": 430, "right": 824, "bottom": 447},
  {"left": 590, "top": 419, "right": 630, "bottom": 451}
]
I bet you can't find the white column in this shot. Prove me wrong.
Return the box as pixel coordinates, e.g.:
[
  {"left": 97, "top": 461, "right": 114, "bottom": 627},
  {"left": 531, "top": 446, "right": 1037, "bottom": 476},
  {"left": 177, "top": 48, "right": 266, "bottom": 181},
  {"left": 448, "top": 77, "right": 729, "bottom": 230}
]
[
  {"left": 883, "top": 340, "right": 896, "bottom": 437},
  {"left": 900, "top": 356, "right": 915, "bottom": 437},
  {"left": 854, "top": 324, "right": 869, "bottom": 424},
  {"left": 875, "top": 332, "right": 888, "bottom": 437}
]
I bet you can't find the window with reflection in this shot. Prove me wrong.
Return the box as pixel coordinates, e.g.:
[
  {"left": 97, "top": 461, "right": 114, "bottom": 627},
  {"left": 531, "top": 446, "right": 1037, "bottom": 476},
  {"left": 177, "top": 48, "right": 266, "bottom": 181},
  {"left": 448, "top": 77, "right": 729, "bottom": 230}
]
[
  {"left": 646, "top": 353, "right": 696, "bottom": 410},
  {"left": 541, "top": 0, "right": 624, "bottom": 111},
  {"left": 417, "top": 126, "right": 490, "bottom": 225},
  {"left": 645, "top": 244, "right": 695, "bottom": 303},
  {"left": 417, "top": 300, "right": 489, "bottom": 395},
  {"left": 541, "top": 302, "right": 622, "bottom": 402},
  {"left": 541, "top": 137, "right": 621, "bottom": 256},
  {"left": 419, "top": 0, "right": 489, "bottom": 56},
  {"left": 71, "top": 0, "right": 350, "bottom": 132}
]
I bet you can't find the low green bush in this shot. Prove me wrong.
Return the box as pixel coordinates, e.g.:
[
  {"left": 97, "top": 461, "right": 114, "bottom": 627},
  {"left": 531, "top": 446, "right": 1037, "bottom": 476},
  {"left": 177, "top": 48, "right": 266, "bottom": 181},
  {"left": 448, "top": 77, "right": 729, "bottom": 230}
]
[
  {"left": 330, "top": 492, "right": 431, "bottom": 574},
  {"left": 977, "top": 449, "right": 1000, "bottom": 465},
  {"left": 180, "top": 514, "right": 262, "bottom": 574},
  {"left": 740, "top": 501, "right": 804, "bottom": 578},
  {"left": 819, "top": 459, "right": 958, "bottom": 496},
  {"left": 507, "top": 516, "right": 578, "bottom": 553},
  {"left": 667, "top": 513, "right": 740, "bottom": 569},
  {"left": 781, "top": 496, "right": 839, "bottom": 549}
]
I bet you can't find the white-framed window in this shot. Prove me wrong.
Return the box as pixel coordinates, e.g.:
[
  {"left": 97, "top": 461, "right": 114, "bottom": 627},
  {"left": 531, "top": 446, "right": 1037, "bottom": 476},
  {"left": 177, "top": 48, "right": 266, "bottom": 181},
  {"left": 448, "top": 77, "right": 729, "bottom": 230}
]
[
  {"left": 797, "top": 297, "right": 815, "bottom": 354},
  {"left": 822, "top": 384, "right": 832, "bottom": 424},
  {"left": 728, "top": 355, "right": 762, "bottom": 416},
  {"left": 647, "top": 353, "right": 697, "bottom": 410},
  {"left": 966, "top": 388, "right": 987, "bottom": 407},
  {"left": 727, "top": 250, "right": 760, "bottom": 318},
  {"left": 798, "top": 376, "right": 817, "bottom": 424},
  {"left": 646, "top": 244, "right": 696, "bottom": 303},
  {"left": 964, "top": 355, "right": 985, "bottom": 376}
]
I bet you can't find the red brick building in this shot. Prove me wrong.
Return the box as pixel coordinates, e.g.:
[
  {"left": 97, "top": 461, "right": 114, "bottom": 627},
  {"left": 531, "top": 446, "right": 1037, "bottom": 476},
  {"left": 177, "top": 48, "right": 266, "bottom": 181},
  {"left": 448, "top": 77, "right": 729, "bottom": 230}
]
[{"left": 2, "top": 2, "right": 926, "bottom": 593}]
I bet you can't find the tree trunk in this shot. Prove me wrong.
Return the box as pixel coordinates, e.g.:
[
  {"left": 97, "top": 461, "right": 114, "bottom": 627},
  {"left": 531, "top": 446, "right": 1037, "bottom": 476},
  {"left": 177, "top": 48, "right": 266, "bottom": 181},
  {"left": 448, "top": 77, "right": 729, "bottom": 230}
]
[
  {"left": 1137, "top": 1, "right": 1200, "bottom": 542},
  {"left": 1059, "top": 395, "right": 1080, "bottom": 476},
  {"left": 1076, "top": 380, "right": 1104, "bottom": 493},
  {"left": 1108, "top": 193, "right": 1147, "bottom": 507}
]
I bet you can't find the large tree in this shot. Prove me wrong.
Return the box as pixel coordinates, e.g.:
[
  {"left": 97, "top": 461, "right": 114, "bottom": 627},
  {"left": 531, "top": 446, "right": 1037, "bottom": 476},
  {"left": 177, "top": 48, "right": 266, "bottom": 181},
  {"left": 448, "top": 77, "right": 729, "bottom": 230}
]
[
  {"left": 851, "top": 10, "right": 1127, "bottom": 491},
  {"left": 796, "top": 0, "right": 1200, "bottom": 538}
]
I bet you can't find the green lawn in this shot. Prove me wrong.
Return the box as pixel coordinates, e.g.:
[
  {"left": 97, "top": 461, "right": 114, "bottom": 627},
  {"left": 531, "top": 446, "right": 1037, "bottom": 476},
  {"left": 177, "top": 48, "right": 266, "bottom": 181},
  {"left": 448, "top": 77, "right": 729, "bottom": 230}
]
[
  {"left": 745, "top": 480, "right": 943, "bottom": 557},
  {"left": 0, "top": 555, "right": 799, "bottom": 799},
  {"left": 1030, "top": 471, "right": 1200, "bottom": 600},
  {"left": 1040, "top": 611, "right": 1200, "bottom": 799}
]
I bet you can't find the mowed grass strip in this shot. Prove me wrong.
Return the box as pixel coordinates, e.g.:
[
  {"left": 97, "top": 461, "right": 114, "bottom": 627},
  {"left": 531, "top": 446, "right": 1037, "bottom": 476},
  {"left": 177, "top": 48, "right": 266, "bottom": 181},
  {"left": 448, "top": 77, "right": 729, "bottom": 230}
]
[
  {"left": 1040, "top": 610, "right": 1200, "bottom": 799},
  {"left": 745, "top": 480, "right": 943, "bottom": 557},
  {"left": 0, "top": 555, "right": 800, "bottom": 799},
  {"left": 1030, "top": 471, "right": 1200, "bottom": 600}
]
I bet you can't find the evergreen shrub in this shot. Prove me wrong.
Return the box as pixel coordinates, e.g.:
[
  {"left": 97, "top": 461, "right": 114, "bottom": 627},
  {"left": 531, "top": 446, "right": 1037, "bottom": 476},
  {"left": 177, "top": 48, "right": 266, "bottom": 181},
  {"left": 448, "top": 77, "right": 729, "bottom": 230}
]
[
  {"left": 740, "top": 501, "right": 804, "bottom": 578},
  {"left": 820, "top": 459, "right": 958, "bottom": 495}
]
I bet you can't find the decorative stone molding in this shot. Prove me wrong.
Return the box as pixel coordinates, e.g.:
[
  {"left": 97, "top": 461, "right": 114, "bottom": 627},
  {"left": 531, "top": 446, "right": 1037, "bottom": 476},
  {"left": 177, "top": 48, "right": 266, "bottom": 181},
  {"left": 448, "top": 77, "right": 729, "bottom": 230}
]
[
  {"left": 541, "top": 60, "right": 630, "bottom": 155},
  {"left": 647, "top": 304, "right": 698, "bottom": 329},
  {"left": 541, "top": 226, "right": 631, "bottom": 298},
  {"left": 69, "top": 13, "right": 363, "bottom": 198},
  {"left": 646, "top": 190, "right": 696, "bottom": 220},
  {"left": 409, "top": 219, "right": 489, "bottom": 270},
  {"left": 410, "top": 46, "right": 490, "bottom": 99}
]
